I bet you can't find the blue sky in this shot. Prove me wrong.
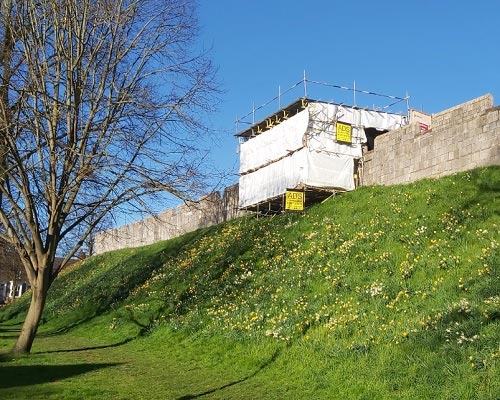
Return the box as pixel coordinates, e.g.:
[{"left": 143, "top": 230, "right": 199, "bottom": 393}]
[{"left": 197, "top": 0, "right": 500, "bottom": 182}]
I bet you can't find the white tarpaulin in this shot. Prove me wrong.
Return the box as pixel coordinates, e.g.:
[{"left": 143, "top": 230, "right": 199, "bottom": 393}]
[
  {"left": 238, "top": 148, "right": 354, "bottom": 208},
  {"left": 239, "top": 150, "right": 306, "bottom": 208},
  {"left": 239, "top": 109, "right": 308, "bottom": 173},
  {"left": 305, "top": 152, "right": 354, "bottom": 190},
  {"left": 308, "top": 102, "right": 404, "bottom": 132},
  {"left": 307, "top": 102, "right": 404, "bottom": 153},
  {"left": 238, "top": 101, "right": 405, "bottom": 208}
]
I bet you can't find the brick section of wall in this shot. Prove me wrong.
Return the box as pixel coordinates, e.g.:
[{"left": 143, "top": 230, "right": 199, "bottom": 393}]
[
  {"left": 362, "top": 94, "right": 500, "bottom": 186},
  {"left": 93, "top": 184, "right": 241, "bottom": 254}
]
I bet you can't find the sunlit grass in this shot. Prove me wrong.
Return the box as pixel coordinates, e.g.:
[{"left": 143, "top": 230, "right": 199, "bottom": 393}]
[{"left": 0, "top": 166, "right": 499, "bottom": 399}]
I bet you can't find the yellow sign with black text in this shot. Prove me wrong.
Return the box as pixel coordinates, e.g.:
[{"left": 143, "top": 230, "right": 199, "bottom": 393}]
[
  {"left": 285, "top": 190, "right": 305, "bottom": 211},
  {"left": 336, "top": 121, "right": 352, "bottom": 143}
]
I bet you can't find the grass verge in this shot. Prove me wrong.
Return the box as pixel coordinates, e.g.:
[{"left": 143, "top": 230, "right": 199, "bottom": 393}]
[{"left": 0, "top": 166, "right": 499, "bottom": 399}]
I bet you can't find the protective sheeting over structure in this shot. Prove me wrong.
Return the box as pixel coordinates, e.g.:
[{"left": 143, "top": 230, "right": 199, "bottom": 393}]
[
  {"left": 238, "top": 99, "right": 405, "bottom": 210},
  {"left": 239, "top": 150, "right": 354, "bottom": 208},
  {"left": 239, "top": 109, "right": 309, "bottom": 173}
]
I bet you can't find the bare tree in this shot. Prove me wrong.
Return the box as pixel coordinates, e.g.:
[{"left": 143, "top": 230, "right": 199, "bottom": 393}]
[{"left": 0, "top": 0, "right": 217, "bottom": 353}]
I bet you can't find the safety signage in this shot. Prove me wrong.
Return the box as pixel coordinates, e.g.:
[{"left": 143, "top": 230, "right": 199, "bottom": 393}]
[
  {"left": 285, "top": 189, "right": 305, "bottom": 211},
  {"left": 336, "top": 121, "right": 352, "bottom": 143}
]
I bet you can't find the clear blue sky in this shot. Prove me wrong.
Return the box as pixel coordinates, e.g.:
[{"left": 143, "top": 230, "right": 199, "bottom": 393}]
[{"left": 197, "top": 0, "right": 500, "bottom": 182}]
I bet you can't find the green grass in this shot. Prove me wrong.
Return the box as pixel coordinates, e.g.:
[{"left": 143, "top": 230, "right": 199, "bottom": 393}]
[{"left": 0, "top": 166, "right": 499, "bottom": 399}]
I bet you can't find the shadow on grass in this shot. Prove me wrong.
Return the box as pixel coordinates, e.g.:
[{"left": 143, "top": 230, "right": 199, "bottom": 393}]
[
  {"left": 35, "top": 315, "right": 105, "bottom": 338},
  {"left": 34, "top": 337, "right": 135, "bottom": 354},
  {"left": 0, "top": 228, "right": 209, "bottom": 340},
  {"left": 0, "top": 362, "right": 123, "bottom": 389},
  {"left": 176, "top": 347, "right": 282, "bottom": 400},
  {"left": 0, "top": 321, "right": 103, "bottom": 341},
  {"left": 0, "top": 323, "right": 22, "bottom": 340},
  {"left": 0, "top": 321, "right": 138, "bottom": 355}
]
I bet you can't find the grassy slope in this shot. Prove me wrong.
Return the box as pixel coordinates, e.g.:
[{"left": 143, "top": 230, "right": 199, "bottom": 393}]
[{"left": 0, "top": 166, "right": 499, "bottom": 399}]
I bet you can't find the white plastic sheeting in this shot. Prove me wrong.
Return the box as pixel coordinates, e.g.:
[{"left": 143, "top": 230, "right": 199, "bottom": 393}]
[
  {"left": 310, "top": 102, "right": 404, "bottom": 134},
  {"left": 308, "top": 102, "right": 365, "bottom": 155},
  {"left": 306, "top": 102, "right": 404, "bottom": 157},
  {"left": 305, "top": 151, "right": 354, "bottom": 190},
  {"left": 239, "top": 150, "right": 306, "bottom": 208},
  {"left": 238, "top": 101, "right": 405, "bottom": 208},
  {"left": 239, "top": 109, "right": 309, "bottom": 173},
  {"left": 239, "top": 148, "right": 354, "bottom": 208}
]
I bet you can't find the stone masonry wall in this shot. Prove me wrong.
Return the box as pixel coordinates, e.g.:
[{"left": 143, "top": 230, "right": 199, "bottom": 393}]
[
  {"left": 93, "top": 184, "right": 240, "bottom": 254},
  {"left": 95, "top": 94, "right": 500, "bottom": 254},
  {"left": 361, "top": 94, "right": 500, "bottom": 186}
]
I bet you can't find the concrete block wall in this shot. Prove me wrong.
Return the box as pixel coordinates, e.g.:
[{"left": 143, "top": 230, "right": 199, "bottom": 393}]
[
  {"left": 362, "top": 94, "right": 500, "bottom": 186},
  {"left": 93, "top": 184, "right": 241, "bottom": 254}
]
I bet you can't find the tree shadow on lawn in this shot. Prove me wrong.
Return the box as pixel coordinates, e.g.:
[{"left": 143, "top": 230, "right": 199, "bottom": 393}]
[
  {"left": 0, "top": 321, "right": 84, "bottom": 340},
  {"left": 33, "top": 337, "right": 135, "bottom": 354},
  {"left": 0, "top": 362, "right": 123, "bottom": 389},
  {"left": 0, "top": 322, "right": 136, "bottom": 353},
  {"left": 175, "top": 347, "right": 282, "bottom": 400},
  {"left": 0, "top": 325, "right": 21, "bottom": 339}
]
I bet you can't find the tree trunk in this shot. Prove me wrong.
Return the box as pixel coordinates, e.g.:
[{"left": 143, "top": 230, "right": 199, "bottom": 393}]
[{"left": 12, "top": 271, "right": 49, "bottom": 354}]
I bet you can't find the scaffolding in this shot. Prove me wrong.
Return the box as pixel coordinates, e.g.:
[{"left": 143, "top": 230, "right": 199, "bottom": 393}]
[
  {"left": 236, "top": 73, "right": 409, "bottom": 214},
  {"left": 235, "top": 71, "right": 410, "bottom": 137}
]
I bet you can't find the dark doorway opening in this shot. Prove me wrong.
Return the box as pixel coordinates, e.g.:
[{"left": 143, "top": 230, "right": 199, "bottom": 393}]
[{"left": 364, "top": 127, "right": 388, "bottom": 151}]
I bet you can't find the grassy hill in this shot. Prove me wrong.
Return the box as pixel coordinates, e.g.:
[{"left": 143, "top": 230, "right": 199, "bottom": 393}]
[{"left": 0, "top": 166, "right": 499, "bottom": 399}]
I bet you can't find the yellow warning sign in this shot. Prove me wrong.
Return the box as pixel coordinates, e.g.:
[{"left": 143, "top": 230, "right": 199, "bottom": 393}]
[
  {"left": 285, "top": 190, "right": 305, "bottom": 211},
  {"left": 336, "top": 121, "right": 352, "bottom": 143}
]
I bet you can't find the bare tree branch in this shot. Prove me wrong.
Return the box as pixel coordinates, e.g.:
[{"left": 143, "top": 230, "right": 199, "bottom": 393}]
[{"left": 0, "top": 0, "right": 218, "bottom": 353}]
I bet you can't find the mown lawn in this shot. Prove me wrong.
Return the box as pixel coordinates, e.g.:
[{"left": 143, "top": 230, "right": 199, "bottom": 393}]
[
  {"left": 0, "top": 326, "right": 285, "bottom": 399},
  {"left": 1, "top": 167, "right": 499, "bottom": 399},
  {"left": 1, "top": 322, "right": 498, "bottom": 399}
]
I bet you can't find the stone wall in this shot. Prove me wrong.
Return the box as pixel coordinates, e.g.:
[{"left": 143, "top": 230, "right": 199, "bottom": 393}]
[
  {"left": 93, "top": 184, "right": 241, "bottom": 254},
  {"left": 361, "top": 94, "right": 500, "bottom": 186},
  {"left": 94, "top": 94, "right": 500, "bottom": 254}
]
